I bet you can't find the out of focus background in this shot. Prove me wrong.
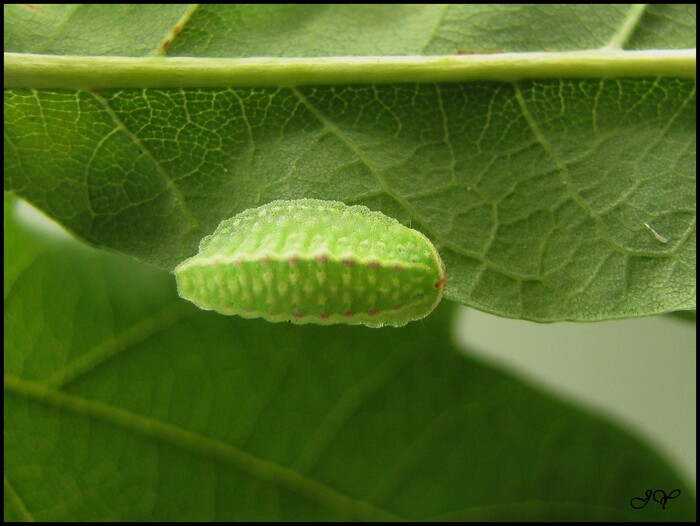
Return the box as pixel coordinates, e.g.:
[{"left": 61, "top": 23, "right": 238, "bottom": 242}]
[
  {"left": 14, "top": 198, "right": 698, "bottom": 492},
  {"left": 455, "top": 308, "right": 696, "bottom": 490}
]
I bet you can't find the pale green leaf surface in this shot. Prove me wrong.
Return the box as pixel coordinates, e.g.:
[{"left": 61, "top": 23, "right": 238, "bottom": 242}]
[
  {"left": 4, "top": 195, "right": 695, "bottom": 521},
  {"left": 3, "top": 5, "right": 696, "bottom": 56},
  {"left": 3, "top": 4, "right": 695, "bottom": 321}
]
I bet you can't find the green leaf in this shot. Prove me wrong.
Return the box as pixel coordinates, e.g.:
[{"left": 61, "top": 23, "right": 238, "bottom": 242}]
[
  {"left": 3, "top": 5, "right": 696, "bottom": 57},
  {"left": 3, "top": 4, "right": 695, "bottom": 321},
  {"left": 4, "top": 196, "right": 695, "bottom": 521}
]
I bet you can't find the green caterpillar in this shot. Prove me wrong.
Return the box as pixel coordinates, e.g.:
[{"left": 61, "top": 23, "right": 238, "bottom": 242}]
[{"left": 175, "top": 199, "right": 446, "bottom": 327}]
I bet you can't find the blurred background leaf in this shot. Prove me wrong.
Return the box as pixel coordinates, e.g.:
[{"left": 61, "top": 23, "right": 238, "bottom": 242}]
[{"left": 4, "top": 195, "right": 695, "bottom": 521}]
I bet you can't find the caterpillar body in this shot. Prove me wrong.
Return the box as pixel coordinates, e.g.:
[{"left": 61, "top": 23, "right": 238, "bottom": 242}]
[{"left": 175, "top": 199, "right": 446, "bottom": 327}]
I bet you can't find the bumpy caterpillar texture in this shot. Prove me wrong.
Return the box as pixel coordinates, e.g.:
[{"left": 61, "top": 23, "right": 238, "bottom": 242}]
[{"left": 175, "top": 199, "right": 446, "bottom": 327}]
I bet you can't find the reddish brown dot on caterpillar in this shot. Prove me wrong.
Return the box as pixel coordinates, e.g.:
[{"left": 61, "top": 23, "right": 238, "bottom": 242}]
[
  {"left": 393, "top": 305, "right": 403, "bottom": 311},
  {"left": 316, "top": 256, "right": 329, "bottom": 264},
  {"left": 393, "top": 265, "right": 403, "bottom": 272},
  {"left": 343, "top": 311, "right": 355, "bottom": 317},
  {"left": 369, "top": 262, "right": 381, "bottom": 270},
  {"left": 293, "top": 312, "right": 305, "bottom": 319},
  {"left": 342, "top": 259, "right": 355, "bottom": 267},
  {"left": 435, "top": 278, "right": 446, "bottom": 288},
  {"left": 368, "top": 310, "right": 379, "bottom": 316},
  {"left": 319, "top": 313, "right": 330, "bottom": 319},
  {"left": 288, "top": 258, "right": 300, "bottom": 265},
  {"left": 259, "top": 257, "right": 270, "bottom": 264}
]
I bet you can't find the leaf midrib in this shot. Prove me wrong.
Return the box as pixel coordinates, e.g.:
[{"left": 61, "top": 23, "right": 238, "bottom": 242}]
[{"left": 4, "top": 50, "right": 696, "bottom": 90}]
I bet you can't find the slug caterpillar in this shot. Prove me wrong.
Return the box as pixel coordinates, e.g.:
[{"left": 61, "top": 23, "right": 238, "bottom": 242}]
[{"left": 175, "top": 199, "right": 446, "bottom": 327}]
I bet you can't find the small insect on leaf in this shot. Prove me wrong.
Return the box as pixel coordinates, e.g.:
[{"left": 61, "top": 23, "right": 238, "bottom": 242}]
[
  {"left": 174, "top": 199, "right": 446, "bottom": 327},
  {"left": 643, "top": 222, "right": 669, "bottom": 244}
]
